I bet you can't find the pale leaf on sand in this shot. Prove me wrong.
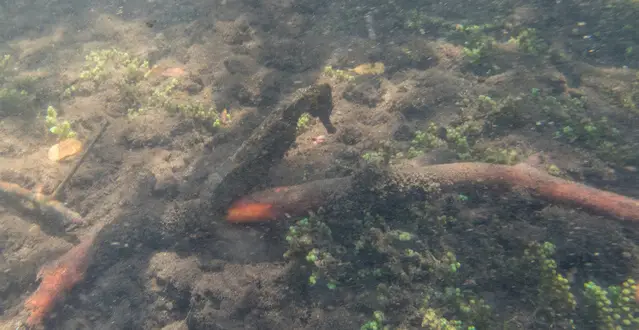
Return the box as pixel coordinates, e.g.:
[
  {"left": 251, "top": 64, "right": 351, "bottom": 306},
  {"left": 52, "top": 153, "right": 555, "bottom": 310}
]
[{"left": 48, "top": 138, "right": 83, "bottom": 162}]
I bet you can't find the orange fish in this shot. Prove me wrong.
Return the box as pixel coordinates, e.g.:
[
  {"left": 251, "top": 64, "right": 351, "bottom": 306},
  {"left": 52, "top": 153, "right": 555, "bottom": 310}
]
[{"left": 226, "top": 202, "right": 278, "bottom": 223}]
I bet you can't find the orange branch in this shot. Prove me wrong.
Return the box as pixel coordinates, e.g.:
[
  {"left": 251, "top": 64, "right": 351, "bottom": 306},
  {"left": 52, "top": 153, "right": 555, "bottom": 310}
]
[
  {"left": 23, "top": 224, "right": 103, "bottom": 327},
  {"left": 226, "top": 162, "right": 639, "bottom": 223},
  {"left": 0, "top": 181, "right": 85, "bottom": 226},
  {"left": 403, "top": 162, "right": 639, "bottom": 223}
]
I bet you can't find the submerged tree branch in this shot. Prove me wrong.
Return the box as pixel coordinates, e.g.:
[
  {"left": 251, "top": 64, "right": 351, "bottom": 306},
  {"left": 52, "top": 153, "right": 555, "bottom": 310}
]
[{"left": 226, "top": 162, "right": 639, "bottom": 223}]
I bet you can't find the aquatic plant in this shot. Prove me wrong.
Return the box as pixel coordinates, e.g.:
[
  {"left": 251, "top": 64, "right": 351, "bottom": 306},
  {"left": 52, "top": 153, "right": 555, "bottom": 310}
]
[
  {"left": 296, "top": 112, "right": 312, "bottom": 132},
  {"left": 408, "top": 122, "right": 446, "bottom": 158},
  {"left": 0, "top": 54, "right": 35, "bottom": 117},
  {"left": 361, "top": 311, "right": 389, "bottom": 330},
  {"left": 508, "top": 28, "right": 549, "bottom": 55},
  {"left": 455, "top": 24, "right": 496, "bottom": 67},
  {"left": 45, "top": 106, "right": 76, "bottom": 140},
  {"left": 583, "top": 279, "right": 639, "bottom": 329},
  {"left": 69, "top": 48, "right": 149, "bottom": 93},
  {"left": 523, "top": 242, "right": 576, "bottom": 322},
  {"left": 63, "top": 48, "right": 228, "bottom": 129},
  {"left": 323, "top": 65, "right": 355, "bottom": 82}
]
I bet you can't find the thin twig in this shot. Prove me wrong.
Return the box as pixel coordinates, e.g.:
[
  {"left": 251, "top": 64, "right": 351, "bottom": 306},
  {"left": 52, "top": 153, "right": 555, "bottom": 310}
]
[{"left": 52, "top": 120, "right": 109, "bottom": 199}]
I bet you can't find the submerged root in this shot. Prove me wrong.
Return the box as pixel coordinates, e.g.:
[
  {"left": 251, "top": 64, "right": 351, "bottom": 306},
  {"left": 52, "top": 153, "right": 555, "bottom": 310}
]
[
  {"left": 23, "top": 223, "right": 104, "bottom": 327},
  {"left": 396, "top": 162, "right": 639, "bottom": 223},
  {"left": 226, "top": 162, "right": 639, "bottom": 223}
]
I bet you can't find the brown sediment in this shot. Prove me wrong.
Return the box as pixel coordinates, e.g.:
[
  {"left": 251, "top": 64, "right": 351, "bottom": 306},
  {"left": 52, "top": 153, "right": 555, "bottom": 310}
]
[
  {"left": 0, "top": 121, "right": 106, "bottom": 228},
  {"left": 226, "top": 162, "right": 639, "bottom": 223},
  {"left": 23, "top": 223, "right": 103, "bottom": 327}
]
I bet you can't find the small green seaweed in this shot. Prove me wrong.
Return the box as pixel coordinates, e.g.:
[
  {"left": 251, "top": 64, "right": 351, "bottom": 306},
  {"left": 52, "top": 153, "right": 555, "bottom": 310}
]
[{"left": 45, "top": 106, "right": 76, "bottom": 140}]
